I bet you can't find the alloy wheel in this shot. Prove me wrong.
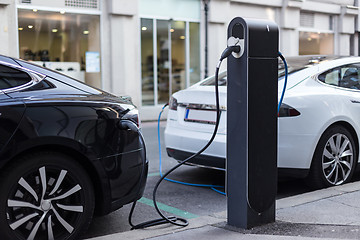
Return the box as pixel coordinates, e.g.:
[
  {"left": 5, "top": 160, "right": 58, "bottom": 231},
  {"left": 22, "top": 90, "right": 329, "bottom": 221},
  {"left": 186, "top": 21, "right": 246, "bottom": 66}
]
[
  {"left": 6, "top": 166, "right": 85, "bottom": 240},
  {"left": 322, "top": 133, "right": 354, "bottom": 185}
]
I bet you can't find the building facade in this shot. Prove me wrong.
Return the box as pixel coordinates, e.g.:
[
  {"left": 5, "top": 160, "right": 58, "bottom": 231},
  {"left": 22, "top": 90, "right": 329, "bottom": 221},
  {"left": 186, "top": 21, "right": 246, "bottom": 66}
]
[{"left": 0, "top": 0, "right": 358, "bottom": 120}]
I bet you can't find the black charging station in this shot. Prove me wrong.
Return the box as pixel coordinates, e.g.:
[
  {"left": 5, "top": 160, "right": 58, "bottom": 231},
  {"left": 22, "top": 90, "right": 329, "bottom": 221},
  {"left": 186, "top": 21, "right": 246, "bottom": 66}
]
[{"left": 226, "top": 17, "right": 279, "bottom": 229}]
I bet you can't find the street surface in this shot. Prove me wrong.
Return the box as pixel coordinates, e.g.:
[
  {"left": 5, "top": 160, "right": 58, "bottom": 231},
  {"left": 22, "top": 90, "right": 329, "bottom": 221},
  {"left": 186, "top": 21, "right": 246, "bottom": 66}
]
[{"left": 83, "top": 121, "right": 312, "bottom": 239}]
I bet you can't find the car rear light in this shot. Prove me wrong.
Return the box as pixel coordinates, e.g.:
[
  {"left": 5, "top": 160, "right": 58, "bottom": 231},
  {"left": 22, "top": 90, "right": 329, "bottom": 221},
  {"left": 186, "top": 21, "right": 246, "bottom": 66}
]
[
  {"left": 169, "top": 96, "right": 178, "bottom": 111},
  {"left": 278, "top": 103, "right": 300, "bottom": 117}
]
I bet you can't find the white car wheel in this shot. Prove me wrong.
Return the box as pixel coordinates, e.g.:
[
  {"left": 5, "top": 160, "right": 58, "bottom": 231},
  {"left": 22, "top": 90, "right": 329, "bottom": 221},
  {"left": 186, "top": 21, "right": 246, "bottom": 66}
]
[{"left": 307, "top": 125, "right": 356, "bottom": 189}]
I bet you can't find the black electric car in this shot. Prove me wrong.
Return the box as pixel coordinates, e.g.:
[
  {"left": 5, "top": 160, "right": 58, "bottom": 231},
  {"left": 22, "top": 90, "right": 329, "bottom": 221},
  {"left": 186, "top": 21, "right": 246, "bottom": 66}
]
[{"left": 0, "top": 55, "right": 148, "bottom": 240}]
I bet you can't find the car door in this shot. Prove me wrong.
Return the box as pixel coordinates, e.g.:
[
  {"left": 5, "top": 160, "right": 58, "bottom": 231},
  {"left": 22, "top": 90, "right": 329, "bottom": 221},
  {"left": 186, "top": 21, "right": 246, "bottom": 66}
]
[{"left": 0, "top": 63, "right": 31, "bottom": 154}]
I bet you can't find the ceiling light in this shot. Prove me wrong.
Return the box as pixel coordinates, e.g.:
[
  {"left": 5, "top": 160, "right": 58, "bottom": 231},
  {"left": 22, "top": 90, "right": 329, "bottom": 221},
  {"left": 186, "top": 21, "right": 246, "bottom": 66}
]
[
  {"left": 180, "top": 36, "right": 185, "bottom": 40},
  {"left": 18, "top": 27, "right": 23, "bottom": 31},
  {"left": 52, "top": 29, "right": 58, "bottom": 33},
  {"left": 28, "top": 25, "right": 33, "bottom": 29},
  {"left": 141, "top": 27, "right": 147, "bottom": 31},
  {"left": 170, "top": 29, "right": 175, "bottom": 33},
  {"left": 83, "top": 30, "right": 89, "bottom": 35},
  {"left": 32, "top": 9, "right": 38, "bottom": 12},
  {"left": 60, "top": 10, "right": 66, "bottom": 14}
]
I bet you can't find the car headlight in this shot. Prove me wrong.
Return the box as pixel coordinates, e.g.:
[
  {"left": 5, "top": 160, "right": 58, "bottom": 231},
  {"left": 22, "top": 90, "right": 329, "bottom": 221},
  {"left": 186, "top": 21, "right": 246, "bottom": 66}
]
[{"left": 169, "top": 96, "right": 178, "bottom": 111}]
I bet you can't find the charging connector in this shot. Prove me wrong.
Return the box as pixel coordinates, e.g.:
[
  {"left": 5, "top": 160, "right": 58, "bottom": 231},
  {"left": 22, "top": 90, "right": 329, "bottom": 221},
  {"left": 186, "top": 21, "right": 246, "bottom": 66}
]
[
  {"left": 227, "top": 36, "right": 244, "bottom": 59},
  {"left": 220, "top": 45, "right": 241, "bottom": 61},
  {"left": 218, "top": 37, "right": 242, "bottom": 68}
]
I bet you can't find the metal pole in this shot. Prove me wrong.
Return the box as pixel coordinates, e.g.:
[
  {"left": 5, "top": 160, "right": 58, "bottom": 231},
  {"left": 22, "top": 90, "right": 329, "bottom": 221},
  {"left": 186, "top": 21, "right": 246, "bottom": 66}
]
[{"left": 203, "top": 0, "right": 209, "bottom": 78}]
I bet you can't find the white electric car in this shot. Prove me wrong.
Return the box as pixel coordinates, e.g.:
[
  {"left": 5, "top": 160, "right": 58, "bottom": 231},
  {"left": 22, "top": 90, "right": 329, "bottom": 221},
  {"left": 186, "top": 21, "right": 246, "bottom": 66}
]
[{"left": 165, "top": 55, "right": 360, "bottom": 189}]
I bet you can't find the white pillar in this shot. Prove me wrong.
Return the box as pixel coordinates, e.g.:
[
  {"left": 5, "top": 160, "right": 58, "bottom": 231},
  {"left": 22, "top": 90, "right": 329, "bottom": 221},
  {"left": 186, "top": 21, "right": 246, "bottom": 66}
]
[{"left": 0, "top": 0, "right": 18, "bottom": 57}]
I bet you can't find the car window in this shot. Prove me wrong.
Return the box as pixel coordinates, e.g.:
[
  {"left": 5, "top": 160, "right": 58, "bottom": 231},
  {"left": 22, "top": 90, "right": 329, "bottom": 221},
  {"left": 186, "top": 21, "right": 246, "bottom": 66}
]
[
  {"left": 319, "top": 63, "right": 360, "bottom": 90},
  {"left": 0, "top": 64, "right": 32, "bottom": 90},
  {"left": 339, "top": 65, "right": 360, "bottom": 89},
  {"left": 318, "top": 68, "right": 340, "bottom": 86}
]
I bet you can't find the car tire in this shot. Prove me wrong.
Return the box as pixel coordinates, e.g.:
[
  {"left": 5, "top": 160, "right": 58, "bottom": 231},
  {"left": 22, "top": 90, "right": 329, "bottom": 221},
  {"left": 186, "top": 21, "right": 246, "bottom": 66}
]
[
  {"left": 0, "top": 151, "right": 95, "bottom": 240},
  {"left": 306, "top": 125, "right": 356, "bottom": 189}
]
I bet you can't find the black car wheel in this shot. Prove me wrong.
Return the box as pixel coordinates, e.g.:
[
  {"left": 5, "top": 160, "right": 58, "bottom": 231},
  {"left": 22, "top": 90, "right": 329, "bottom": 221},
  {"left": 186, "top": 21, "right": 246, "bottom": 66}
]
[
  {"left": 0, "top": 152, "right": 94, "bottom": 240},
  {"left": 307, "top": 125, "right": 356, "bottom": 189}
]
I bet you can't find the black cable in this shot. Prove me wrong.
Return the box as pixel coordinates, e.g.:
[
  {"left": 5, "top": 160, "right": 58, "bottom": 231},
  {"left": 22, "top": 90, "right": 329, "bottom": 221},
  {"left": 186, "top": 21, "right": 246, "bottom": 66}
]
[{"left": 128, "top": 45, "right": 237, "bottom": 229}]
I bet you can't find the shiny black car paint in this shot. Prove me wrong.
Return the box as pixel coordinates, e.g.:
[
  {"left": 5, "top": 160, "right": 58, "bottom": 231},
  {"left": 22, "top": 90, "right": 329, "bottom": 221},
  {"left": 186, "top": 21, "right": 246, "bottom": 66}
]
[{"left": 0, "top": 55, "right": 147, "bottom": 215}]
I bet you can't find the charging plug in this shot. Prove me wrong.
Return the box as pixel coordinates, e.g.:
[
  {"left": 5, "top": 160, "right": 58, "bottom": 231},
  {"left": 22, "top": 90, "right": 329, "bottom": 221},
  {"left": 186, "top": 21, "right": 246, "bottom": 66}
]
[{"left": 220, "top": 45, "right": 240, "bottom": 61}]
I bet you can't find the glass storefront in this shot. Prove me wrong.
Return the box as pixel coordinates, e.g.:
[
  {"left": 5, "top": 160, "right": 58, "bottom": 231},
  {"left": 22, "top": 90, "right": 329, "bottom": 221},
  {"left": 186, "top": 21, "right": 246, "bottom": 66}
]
[
  {"left": 18, "top": 9, "right": 101, "bottom": 88},
  {"left": 299, "top": 31, "right": 334, "bottom": 55},
  {"left": 189, "top": 22, "right": 200, "bottom": 86},
  {"left": 171, "top": 21, "right": 186, "bottom": 97},
  {"left": 141, "top": 18, "right": 200, "bottom": 106},
  {"left": 157, "top": 20, "right": 170, "bottom": 105},
  {"left": 141, "top": 18, "right": 154, "bottom": 106}
]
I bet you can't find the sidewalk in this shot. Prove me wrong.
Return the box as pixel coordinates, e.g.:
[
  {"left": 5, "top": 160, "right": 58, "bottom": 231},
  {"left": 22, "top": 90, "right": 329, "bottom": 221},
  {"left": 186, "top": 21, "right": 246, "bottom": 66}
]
[{"left": 86, "top": 182, "right": 360, "bottom": 240}]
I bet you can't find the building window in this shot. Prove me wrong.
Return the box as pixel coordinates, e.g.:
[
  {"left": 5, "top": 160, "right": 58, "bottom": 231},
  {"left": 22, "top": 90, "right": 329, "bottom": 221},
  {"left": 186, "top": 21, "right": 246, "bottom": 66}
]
[
  {"left": 329, "top": 15, "right": 334, "bottom": 31},
  {"left": 158, "top": 19, "right": 170, "bottom": 105},
  {"left": 140, "top": 18, "right": 200, "bottom": 106},
  {"left": 189, "top": 22, "right": 200, "bottom": 86},
  {"left": 18, "top": 9, "right": 101, "bottom": 88},
  {"left": 300, "top": 12, "right": 314, "bottom": 28},
  {"left": 141, "top": 18, "right": 154, "bottom": 106},
  {"left": 299, "top": 11, "right": 334, "bottom": 55},
  {"left": 299, "top": 32, "right": 334, "bottom": 55}
]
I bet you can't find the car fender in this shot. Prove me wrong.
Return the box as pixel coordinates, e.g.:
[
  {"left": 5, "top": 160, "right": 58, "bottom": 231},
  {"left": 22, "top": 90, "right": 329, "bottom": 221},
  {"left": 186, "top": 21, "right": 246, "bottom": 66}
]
[{"left": 318, "top": 115, "right": 360, "bottom": 162}]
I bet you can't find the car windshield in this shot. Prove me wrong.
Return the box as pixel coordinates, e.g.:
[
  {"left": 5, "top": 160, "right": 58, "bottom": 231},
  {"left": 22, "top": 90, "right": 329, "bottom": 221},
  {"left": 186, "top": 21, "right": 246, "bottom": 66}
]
[{"left": 201, "top": 55, "right": 341, "bottom": 86}]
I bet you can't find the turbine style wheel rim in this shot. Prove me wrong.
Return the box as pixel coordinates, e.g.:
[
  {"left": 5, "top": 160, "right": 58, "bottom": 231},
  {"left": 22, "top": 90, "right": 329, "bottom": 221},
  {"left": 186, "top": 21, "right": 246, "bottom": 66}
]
[
  {"left": 322, "top": 133, "right": 354, "bottom": 186},
  {"left": 6, "top": 166, "right": 84, "bottom": 240}
]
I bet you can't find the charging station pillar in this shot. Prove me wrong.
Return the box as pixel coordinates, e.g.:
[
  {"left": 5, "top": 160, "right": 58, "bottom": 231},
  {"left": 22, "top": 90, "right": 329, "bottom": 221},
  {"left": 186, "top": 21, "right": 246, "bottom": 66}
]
[{"left": 226, "top": 17, "right": 279, "bottom": 229}]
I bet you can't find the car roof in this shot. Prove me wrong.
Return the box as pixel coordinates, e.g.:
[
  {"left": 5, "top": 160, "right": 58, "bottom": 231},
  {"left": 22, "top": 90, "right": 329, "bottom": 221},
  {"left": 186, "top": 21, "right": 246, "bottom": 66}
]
[
  {"left": 197, "top": 55, "right": 358, "bottom": 87},
  {"left": 284, "top": 55, "right": 342, "bottom": 66}
]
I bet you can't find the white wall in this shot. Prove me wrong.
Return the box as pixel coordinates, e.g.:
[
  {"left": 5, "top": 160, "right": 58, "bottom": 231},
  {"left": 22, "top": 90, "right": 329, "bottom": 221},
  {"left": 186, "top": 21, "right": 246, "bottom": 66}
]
[
  {"left": 0, "top": 0, "right": 18, "bottom": 57},
  {"left": 105, "top": 0, "right": 142, "bottom": 108},
  {"left": 139, "top": 0, "right": 200, "bottom": 20},
  {"left": 339, "top": 34, "right": 351, "bottom": 55}
]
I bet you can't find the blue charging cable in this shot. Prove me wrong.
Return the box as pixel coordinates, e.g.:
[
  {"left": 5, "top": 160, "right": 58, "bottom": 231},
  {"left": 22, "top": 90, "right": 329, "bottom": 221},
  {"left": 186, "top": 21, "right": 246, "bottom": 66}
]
[
  {"left": 278, "top": 51, "right": 288, "bottom": 113},
  {"left": 157, "top": 104, "right": 226, "bottom": 195}
]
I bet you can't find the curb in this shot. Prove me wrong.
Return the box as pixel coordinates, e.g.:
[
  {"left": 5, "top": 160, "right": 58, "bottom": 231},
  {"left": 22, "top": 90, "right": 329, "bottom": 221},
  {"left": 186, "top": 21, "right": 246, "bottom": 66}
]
[
  {"left": 276, "top": 181, "right": 360, "bottom": 209},
  {"left": 85, "top": 215, "right": 225, "bottom": 240},
  {"left": 86, "top": 181, "right": 360, "bottom": 240}
]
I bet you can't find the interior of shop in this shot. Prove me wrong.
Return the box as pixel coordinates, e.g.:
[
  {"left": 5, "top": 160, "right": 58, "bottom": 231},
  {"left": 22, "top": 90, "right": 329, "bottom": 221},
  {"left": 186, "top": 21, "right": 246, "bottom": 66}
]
[{"left": 18, "top": 9, "right": 101, "bottom": 88}]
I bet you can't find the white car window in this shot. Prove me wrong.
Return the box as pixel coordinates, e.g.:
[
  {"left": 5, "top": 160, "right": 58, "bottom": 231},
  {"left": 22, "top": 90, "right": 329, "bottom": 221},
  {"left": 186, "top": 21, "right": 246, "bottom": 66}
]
[
  {"left": 319, "top": 63, "right": 360, "bottom": 90},
  {"left": 325, "top": 70, "right": 340, "bottom": 86},
  {"left": 339, "top": 66, "right": 360, "bottom": 90},
  {"left": 319, "top": 68, "right": 340, "bottom": 86}
]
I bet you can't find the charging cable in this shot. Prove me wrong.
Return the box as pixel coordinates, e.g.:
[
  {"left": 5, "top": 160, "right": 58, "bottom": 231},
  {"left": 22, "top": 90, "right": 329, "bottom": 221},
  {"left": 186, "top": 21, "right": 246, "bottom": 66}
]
[
  {"left": 278, "top": 51, "right": 288, "bottom": 113},
  {"left": 128, "top": 44, "right": 288, "bottom": 230},
  {"left": 157, "top": 104, "right": 225, "bottom": 195},
  {"left": 128, "top": 44, "right": 239, "bottom": 230}
]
